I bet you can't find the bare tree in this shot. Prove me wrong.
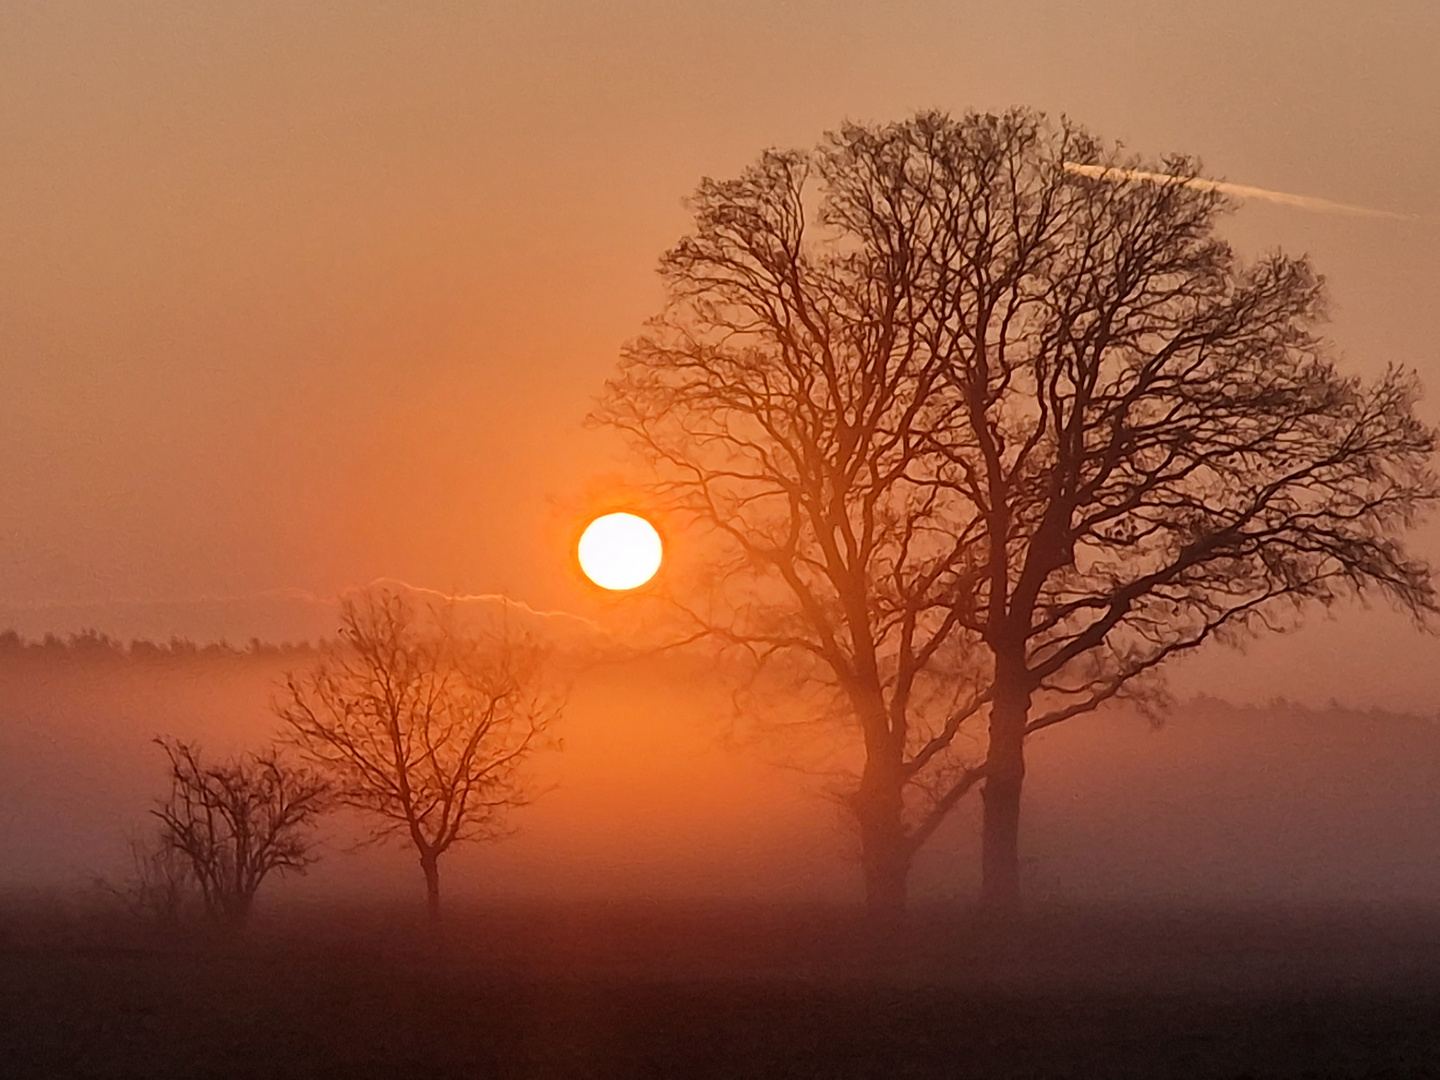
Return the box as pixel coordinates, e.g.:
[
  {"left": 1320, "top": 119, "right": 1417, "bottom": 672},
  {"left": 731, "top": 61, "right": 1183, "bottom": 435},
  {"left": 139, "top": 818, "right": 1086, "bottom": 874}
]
[
  {"left": 277, "top": 588, "right": 563, "bottom": 920},
  {"left": 595, "top": 135, "right": 993, "bottom": 920},
  {"left": 153, "top": 738, "right": 331, "bottom": 929},
  {"left": 860, "top": 110, "right": 1438, "bottom": 912},
  {"left": 599, "top": 108, "right": 1438, "bottom": 917},
  {"left": 96, "top": 833, "right": 198, "bottom": 930}
]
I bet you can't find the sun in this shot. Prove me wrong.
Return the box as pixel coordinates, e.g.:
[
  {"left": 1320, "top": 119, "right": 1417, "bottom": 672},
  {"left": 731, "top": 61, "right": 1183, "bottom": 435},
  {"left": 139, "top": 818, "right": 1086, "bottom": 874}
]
[{"left": 577, "top": 512, "right": 663, "bottom": 590}]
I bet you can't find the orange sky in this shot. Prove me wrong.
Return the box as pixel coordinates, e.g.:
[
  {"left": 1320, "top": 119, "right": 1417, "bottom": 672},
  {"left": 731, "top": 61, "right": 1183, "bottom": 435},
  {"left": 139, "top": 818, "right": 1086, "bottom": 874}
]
[{"left": 2, "top": 0, "right": 1438, "bottom": 707}]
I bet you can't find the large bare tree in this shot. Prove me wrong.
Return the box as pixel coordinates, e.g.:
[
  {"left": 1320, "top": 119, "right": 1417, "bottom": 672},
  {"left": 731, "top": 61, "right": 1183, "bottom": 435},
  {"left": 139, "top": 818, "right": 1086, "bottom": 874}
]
[
  {"left": 153, "top": 738, "right": 330, "bottom": 929},
  {"left": 596, "top": 138, "right": 993, "bottom": 920},
  {"left": 599, "top": 108, "right": 1438, "bottom": 916},
  {"left": 277, "top": 588, "right": 563, "bottom": 920},
  {"left": 861, "top": 111, "right": 1439, "bottom": 911}
]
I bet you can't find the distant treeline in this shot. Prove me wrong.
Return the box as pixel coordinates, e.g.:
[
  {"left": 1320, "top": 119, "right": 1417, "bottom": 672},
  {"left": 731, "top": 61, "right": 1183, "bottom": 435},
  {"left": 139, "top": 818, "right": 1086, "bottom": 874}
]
[
  {"left": 0, "top": 627, "right": 1428, "bottom": 725},
  {"left": 1182, "top": 691, "right": 1434, "bottom": 726},
  {"left": 0, "top": 629, "right": 323, "bottom": 660}
]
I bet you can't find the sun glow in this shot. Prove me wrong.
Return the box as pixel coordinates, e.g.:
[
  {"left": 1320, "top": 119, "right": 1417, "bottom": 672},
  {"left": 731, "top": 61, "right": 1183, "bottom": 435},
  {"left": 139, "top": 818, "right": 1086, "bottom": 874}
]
[{"left": 577, "top": 512, "right": 663, "bottom": 590}]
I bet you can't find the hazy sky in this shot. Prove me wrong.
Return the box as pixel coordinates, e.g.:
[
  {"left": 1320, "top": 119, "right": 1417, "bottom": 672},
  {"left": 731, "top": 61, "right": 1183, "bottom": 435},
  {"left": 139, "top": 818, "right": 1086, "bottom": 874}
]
[{"left": 3, "top": 1, "right": 1438, "bottom": 705}]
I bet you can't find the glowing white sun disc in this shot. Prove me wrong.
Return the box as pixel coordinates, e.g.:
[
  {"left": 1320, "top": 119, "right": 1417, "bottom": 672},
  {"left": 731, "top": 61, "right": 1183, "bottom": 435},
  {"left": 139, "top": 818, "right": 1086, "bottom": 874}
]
[{"left": 578, "top": 512, "right": 663, "bottom": 590}]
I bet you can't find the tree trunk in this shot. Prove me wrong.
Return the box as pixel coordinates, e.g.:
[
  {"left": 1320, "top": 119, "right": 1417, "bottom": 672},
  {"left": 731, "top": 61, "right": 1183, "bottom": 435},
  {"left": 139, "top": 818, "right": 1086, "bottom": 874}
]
[
  {"left": 861, "top": 817, "right": 911, "bottom": 921},
  {"left": 218, "top": 889, "right": 253, "bottom": 932},
  {"left": 420, "top": 851, "right": 441, "bottom": 922},
  {"left": 855, "top": 751, "right": 911, "bottom": 925},
  {"left": 980, "top": 672, "right": 1029, "bottom": 915},
  {"left": 233, "top": 892, "right": 254, "bottom": 930}
]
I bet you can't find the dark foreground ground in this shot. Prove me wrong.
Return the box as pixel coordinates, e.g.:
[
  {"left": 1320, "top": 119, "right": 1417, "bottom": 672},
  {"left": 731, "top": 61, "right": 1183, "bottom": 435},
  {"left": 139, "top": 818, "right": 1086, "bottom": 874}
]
[{"left": 4, "top": 901, "right": 1440, "bottom": 1078}]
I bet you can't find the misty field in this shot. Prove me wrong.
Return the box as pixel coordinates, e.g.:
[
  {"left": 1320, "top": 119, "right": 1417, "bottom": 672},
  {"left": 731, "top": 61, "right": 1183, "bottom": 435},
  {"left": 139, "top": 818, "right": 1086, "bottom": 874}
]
[
  {"left": 6, "top": 642, "right": 1440, "bottom": 1076},
  {"left": 5, "top": 902, "right": 1440, "bottom": 1078}
]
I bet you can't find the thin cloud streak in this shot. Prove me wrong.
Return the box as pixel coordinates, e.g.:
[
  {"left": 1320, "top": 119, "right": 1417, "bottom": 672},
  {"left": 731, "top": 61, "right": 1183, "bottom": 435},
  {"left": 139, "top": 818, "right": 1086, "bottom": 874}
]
[
  {"left": 0, "top": 580, "right": 600, "bottom": 630},
  {"left": 346, "top": 578, "right": 601, "bottom": 629},
  {"left": 1063, "top": 162, "right": 1421, "bottom": 222}
]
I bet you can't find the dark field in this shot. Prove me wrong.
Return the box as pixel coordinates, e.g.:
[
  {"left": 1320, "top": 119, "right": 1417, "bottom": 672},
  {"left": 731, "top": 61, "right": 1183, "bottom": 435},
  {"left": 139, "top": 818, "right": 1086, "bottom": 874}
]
[{"left": 5, "top": 903, "right": 1440, "bottom": 1078}]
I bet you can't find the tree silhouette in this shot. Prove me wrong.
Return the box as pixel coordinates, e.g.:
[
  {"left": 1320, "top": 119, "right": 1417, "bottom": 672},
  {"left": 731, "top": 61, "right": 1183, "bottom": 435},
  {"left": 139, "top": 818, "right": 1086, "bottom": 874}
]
[
  {"left": 599, "top": 108, "right": 1438, "bottom": 916},
  {"left": 152, "top": 738, "right": 330, "bottom": 929},
  {"left": 884, "top": 110, "right": 1438, "bottom": 911},
  {"left": 277, "top": 588, "right": 563, "bottom": 920},
  {"left": 96, "top": 833, "right": 198, "bottom": 930},
  {"left": 596, "top": 129, "right": 995, "bottom": 920}
]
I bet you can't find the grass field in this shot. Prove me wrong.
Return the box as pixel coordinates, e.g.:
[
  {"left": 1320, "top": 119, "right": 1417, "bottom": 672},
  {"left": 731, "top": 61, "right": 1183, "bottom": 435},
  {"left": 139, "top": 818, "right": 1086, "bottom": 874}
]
[{"left": 4, "top": 902, "right": 1440, "bottom": 1078}]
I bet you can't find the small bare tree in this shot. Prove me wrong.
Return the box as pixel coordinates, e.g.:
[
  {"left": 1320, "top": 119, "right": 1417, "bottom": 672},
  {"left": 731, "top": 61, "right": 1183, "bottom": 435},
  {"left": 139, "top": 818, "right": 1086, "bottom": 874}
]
[
  {"left": 153, "top": 738, "right": 331, "bottom": 929},
  {"left": 96, "top": 833, "right": 198, "bottom": 930},
  {"left": 277, "top": 588, "right": 563, "bottom": 920}
]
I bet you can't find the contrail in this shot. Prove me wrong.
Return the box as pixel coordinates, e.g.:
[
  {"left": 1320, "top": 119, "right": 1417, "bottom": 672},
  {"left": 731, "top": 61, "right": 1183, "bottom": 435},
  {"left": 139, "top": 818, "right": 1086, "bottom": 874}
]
[{"left": 1063, "top": 162, "right": 1419, "bottom": 222}]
